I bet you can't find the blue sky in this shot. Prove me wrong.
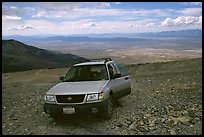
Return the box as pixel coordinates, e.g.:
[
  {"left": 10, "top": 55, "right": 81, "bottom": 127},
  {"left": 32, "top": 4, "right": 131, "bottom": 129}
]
[{"left": 2, "top": 2, "right": 202, "bottom": 36}]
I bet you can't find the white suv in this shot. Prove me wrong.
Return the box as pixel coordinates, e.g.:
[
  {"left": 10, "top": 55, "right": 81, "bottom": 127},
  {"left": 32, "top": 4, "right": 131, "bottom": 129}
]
[{"left": 43, "top": 58, "right": 131, "bottom": 119}]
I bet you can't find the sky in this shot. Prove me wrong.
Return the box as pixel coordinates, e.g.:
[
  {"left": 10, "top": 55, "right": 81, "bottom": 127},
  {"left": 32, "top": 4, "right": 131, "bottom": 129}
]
[{"left": 2, "top": 2, "right": 202, "bottom": 36}]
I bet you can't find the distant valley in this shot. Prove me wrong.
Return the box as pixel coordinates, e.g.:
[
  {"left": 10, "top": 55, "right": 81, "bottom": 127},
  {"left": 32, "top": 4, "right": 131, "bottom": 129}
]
[{"left": 2, "top": 29, "right": 202, "bottom": 71}]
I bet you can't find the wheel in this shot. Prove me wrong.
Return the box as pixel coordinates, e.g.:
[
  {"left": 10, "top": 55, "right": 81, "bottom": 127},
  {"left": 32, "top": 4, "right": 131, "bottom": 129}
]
[{"left": 103, "top": 95, "right": 114, "bottom": 119}]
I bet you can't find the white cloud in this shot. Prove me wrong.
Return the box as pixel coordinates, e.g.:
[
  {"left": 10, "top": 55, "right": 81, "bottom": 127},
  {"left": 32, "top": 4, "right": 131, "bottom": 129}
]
[
  {"left": 38, "top": 2, "right": 81, "bottom": 11},
  {"left": 81, "top": 22, "right": 97, "bottom": 29},
  {"left": 161, "top": 18, "right": 174, "bottom": 26},
  {"left": 8, "top": 25, "right": 35, "bottom": 30},
  {"left": 161, "top": 16, "right": 202, "bottom": 27},
  {"left": 2, "top": 15, "right": 21, "bottom": 20},
  {"left": 25, "top": 20, "right": 56, "bottom": 30},
  {"left": 176, "top": 8, "right": 202, "bottom": 16},
  {"left": 198, "top": 16, "right": 202, "bottom": 24},
  {"left": 128, "top": 22, "right": 155, "bottom": 28},
  {"left": 2, "top": 5, "right": 35, "bottom": 16},
  {"left": 181, "top": 2, "right": 202, "bottom": 6},
  {"left": 115, "top": 2, "right": 122, "bottom": 5},
  {"left": 2, "top": 2, "right": 203, "bottom": 35},
  {"left": 10, "top": 6, "right": 17, "bottom": 9},
  {"left": 29, "top": 7, "right": 126, "bottom": 20},
  {"left": 144, "top": 23, "right": 155, "bottom": 27},
  {"left": 124, "top": 17, "right": 136, "bottom": 21},
  {"left": 97, "top": 2, "right": 111, "bottom": 8},
  {"left": 87, "top": 22, "right": 97, "bottom": 27},
  {"left": 32, "top": 11, "right": 47, "bottom": 18},
  {"left": 3, "top": 3, "right": 202, "bottom": 21}
]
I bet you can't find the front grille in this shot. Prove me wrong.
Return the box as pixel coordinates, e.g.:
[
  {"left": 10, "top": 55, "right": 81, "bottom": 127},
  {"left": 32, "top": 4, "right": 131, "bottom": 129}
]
[{"left": 56, "top": 95, "right": 85, "bottom": 103}]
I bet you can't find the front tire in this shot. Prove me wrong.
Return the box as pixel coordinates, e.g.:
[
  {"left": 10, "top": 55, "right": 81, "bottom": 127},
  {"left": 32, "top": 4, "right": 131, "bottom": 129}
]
[{"left": 103, "top": 95, "right": 114, "bottom": 119}]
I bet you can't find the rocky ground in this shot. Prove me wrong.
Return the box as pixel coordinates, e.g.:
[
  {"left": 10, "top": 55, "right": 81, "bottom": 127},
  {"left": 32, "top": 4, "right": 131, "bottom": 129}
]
[{"left": 2, "top": 58, "right": 202, "bottom": 135}]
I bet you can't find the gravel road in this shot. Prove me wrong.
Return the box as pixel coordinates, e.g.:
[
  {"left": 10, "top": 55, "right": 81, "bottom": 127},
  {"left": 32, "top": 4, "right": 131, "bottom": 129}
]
[{"left": 2, "top": 58, "right": 202, "bottom": 135}]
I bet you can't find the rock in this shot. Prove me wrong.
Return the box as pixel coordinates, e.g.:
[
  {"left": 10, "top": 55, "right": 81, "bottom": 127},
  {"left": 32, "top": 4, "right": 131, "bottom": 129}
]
[
  {"left": 3, "top": 125, "right": 6, "bottom": 129},
  {"left": 188, "top": 111, "right": 197, "bottom": 118},
  {"left": 178, "top": 116, "right": 190, "bottom": 123},
  {"left": 143, "top": 125, "right": 149, "bottom": 132},
  {"left": 7, "top": 129, "right": 11, "bottom": 132},
  {"left": 181, "top": 110, "right": 189, "bottom": 115},
  {"left": 13, "top": 118, "right": 17, "bottom": 120},
  {"left": 125, "top": 120, "right": 132, "bottom": 125},
  {"left": 172, "top": 111, "right": 180, "bottom": 117},
  {"left": 129, "top": 123, "right": 135, "bottom": 130},
  {"left": 195, "top": 111, "right": 202, "bottom": 117},
  {"left": 137, "top": 126, "right": 146, "bottom": 132},
  {"left": 155, "top": 118, "right": 161, "bottom": 125},
  {"left": 110, "top": 125, "right": 114, "bottom": 129},
  {"left": 114, "top": 126, "right": 120, "bottom": 130},
  {"left": 190, "top": 117, "right": 200, "bottom": 124},
  {"left": 163, "top": 125, "right": 171, "bottom": 129},
  {"left": 9, "top": 123, "right": 13, "bottom": 126},
  {"left": 144, "top": 113, "right": 151, "bottom": 118},
  {"left": 24, "top": 128, "right": 29, "bottom": 132},
  {"left": 148, "top": 121, "right": 155, "bottom": 128},
  {"left": 138, "top": 120, "right": 144, "bottom": 126},
  {"left": 122, "top": 122, "right": 129, "bottom": 127},
  {"left": 116, "top": 122, "right": 123, "bottom": 127},
  {"left": 155, "top": 90, "right": 160, "bottom": 93},
  {"left": 161, "top": 117, "right": 166, "bottom": 123},
  {"left": 28, "top": 132, "right": 33, "bottom": 135},
  {"left": 53, "top": 122, "right": 56, "bottom": 125},
  {"left": 173, "top": 120, "right": 178, "bottom": 125},
  {"left": 170, "top": 129, "right": 176, "bottom": 135}
]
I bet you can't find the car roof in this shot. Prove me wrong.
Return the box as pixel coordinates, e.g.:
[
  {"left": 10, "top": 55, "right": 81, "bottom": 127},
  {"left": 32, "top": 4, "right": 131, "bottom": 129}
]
[{"left": 74, "top": 60, "right": 114, "bottom": 66}]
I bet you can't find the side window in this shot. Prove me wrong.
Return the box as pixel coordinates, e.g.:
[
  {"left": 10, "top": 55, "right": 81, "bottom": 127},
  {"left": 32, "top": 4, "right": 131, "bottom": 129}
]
[
  {"left": 117, "top": 64, "right": 129, "bottom": 76},
  {"left": 112, "top": 63, "right": 121, "bottom": 74}
]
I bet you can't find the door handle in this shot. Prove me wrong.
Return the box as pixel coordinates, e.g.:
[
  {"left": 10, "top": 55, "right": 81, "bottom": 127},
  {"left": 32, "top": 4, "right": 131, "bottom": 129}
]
[{"left": 125, "top": 77, "right": 129, "bottom": 80}]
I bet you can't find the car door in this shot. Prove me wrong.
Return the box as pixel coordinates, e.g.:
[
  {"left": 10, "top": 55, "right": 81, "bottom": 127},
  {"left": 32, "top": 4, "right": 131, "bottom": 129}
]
[{"left": 108, "top": 63, "right": 131, "bottom": 99}]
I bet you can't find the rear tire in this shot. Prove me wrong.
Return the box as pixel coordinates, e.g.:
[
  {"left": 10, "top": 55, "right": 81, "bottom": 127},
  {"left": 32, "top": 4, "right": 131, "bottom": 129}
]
[{"left": 103, "top": 95, "right": 114, "bottom": 119}]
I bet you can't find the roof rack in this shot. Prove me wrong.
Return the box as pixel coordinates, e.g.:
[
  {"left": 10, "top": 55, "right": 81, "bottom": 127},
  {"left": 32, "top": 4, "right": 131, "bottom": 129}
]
[{"left": 89, "top": 58, "right": 112, "bottom": 63}]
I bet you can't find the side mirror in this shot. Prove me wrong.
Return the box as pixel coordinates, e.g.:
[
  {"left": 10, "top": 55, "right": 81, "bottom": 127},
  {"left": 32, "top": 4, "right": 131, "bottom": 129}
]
[
  {"left": 59, "top": 76, "right": 64, "bottom": 81},
  {"left": 113, "top": 73, "right": 121, "bottom": 79}
]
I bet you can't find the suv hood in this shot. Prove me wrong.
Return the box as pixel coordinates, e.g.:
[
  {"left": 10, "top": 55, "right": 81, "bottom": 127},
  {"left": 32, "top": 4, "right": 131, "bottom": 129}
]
[{"left": 47, "top": 80, "right": 108, "bottom": 95}]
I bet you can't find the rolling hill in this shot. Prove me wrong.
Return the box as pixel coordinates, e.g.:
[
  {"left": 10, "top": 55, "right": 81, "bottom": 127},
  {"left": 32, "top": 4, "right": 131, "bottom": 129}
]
[{"left": 2, "top": 39, "right": 88, "bottom": 73}]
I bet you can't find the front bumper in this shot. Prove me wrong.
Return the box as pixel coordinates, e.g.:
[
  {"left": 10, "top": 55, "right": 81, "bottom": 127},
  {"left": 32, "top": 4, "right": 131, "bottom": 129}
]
[{"left": 43, "top": 100, "right": 108, "bottom": 115}]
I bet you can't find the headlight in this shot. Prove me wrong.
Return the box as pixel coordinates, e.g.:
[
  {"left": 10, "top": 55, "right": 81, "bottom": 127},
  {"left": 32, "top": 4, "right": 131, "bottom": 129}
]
[
  {"left": 99, "top": 92, "right": 104, "bottom": 100},
  {"left": 86, "top": 92, "right": 104, "bottom": 102},
  {"left": 87, "top": 94, "right": 98, "bottom": 101},
  {"left": 45, "top": 95, "right": 55, "bottom": 102}
]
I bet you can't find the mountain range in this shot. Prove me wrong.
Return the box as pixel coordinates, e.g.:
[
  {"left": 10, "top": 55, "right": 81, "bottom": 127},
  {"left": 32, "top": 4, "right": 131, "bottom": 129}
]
[
  {"left": 2, "top": 29, "right": 202, "bottom": 43},
  {"left": 2, "top": 40, "right": 88, "bottom": 73}
]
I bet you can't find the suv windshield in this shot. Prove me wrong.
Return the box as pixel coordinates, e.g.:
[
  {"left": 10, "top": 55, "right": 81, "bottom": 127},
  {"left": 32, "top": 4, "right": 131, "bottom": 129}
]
[{"left": 63, "top": 64, "right": 108, "bottom": 82}]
